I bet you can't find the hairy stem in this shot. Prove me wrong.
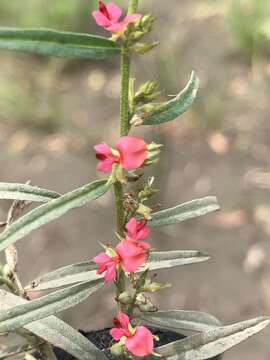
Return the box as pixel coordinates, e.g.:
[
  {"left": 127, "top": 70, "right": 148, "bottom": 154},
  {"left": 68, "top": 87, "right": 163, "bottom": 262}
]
[
  {"left": 120, "top": 50, "right": 131, "bottom": 137},
  {"left": 113, "top": 182, "right": 125, "bottom": 236},
  {"left": 114, "top": 0, "right": 140, "bottom": 313},
  {"left": 128, "top": 0, "right": 139, "bottom": 13}
]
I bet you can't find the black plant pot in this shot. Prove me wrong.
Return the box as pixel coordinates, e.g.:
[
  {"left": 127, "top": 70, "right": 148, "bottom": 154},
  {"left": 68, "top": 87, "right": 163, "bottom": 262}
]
[{"left": 53, "top": 328, "right": 222, "bottom": 360}]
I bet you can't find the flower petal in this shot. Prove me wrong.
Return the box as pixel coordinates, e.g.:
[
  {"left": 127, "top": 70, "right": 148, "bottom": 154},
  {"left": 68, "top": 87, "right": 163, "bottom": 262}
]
[
  {"left": 94, "top": 143, "right": 113, "bottom": 156},
  {"left": 126, "top": 217, "right": 138, "bottom": 236},
  {"left": 96, "top": 159, "right": 114, "bottom": 173},
  {"left": 125, "top": 326, "right": 153, "bottom": 357},
  {"left": 123, "top": 13, "right": 142, "bottom": 24},
  {"left": 116, "top": 136, "right": 147, "bottom": 170},
  {"left": 116, "top": 241, "right": 147, "bottom": 272},
  {"left": 118, "top": 311, "right": 130, "bottom": 331},
  {"left": 104, "top": 263, "right": 117, "bottom": 282},
  {"left": 137, "top": 226, "right": 151, "bottom": 241},
  {"left": 93, "top": 252, "right": 110, "bottom": 265},
  {"left": 92, "top": 10, "right": 111, "bottom": 27},
  {"left": 106, "top": 22, "right": 128, "bottom": 34},
  {"left": 107, "top": 2, "right": 122, "bottom": 22},
  {"left": 110, "top": 327, "right": 125, "bottom": 341}
]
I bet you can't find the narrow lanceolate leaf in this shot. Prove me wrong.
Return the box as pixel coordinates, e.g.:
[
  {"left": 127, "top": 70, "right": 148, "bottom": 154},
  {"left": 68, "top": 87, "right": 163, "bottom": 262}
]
[
  {"left": 150, "top": 196, "right": 220, "bottom": 227},
  {"left": 149, "top": 317, "right": 270, "bottom": 360},
  {"left": 137, "top": 310, "right": 221, "bottom": 334},
  {"left": 142, "top": 251, "right": 210, "bottom": 272},
  {"left": 0, "top": 290, "right": 107, "bottom": 360},
  {"left": 143, "top": 71, "right": 199, "bottom": 125},
  {"left": 27, "top": 250, "right": 209, "bottom": 292},
  {"left": 0, "top": 280, "right": 102, "bottom": 332},
  {"left": 0, "top": 182, "right": 60, "bottom": 203},
  {"left": 27, "top": 260, "right": 99, "bottom": 292},
  {"left": 0, "top": 28, "right": 120, "bottom": 59},
  {"left": 0, "top": 179, "right": 111, "bottom": 253}
]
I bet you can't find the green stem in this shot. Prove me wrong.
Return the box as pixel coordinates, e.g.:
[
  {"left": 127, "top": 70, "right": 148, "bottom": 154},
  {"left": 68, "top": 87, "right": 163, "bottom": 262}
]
[
  {"left": 114, "top": 0, "right": 140, "bottom": 313},
  {"left": 128, "top": 0, "right": 139, "bottom": 13},
  {"left": 113, "top": 182, "right": 124, "bottom": 236},
  {"left": 120, "top": 50, "right": 131, "bottom": 137}
]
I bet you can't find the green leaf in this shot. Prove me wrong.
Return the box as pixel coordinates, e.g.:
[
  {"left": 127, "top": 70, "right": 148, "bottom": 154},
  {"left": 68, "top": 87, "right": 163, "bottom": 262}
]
[
  {"left": 143, "top": 250, "right": 210, "bottom": 272},
  {"left": 0, "top": 290, "right": 107, "bottom": 360},
  {"left": 150, "top": 196, "right": 220, "bottom": 227},
  {"left": 0, "top": 28, "right": 121, "bottom": 59},
  {"left": 150, "top": 317, "right": 270, "bottom": 359},
  {"left": 27, "top": 260, "right": 99, "bottom": 292},
  {"left": 136, "top": 310, "right": 221, "bottom": 333},
  {"left": 0, "top": 182, "right": 60, "bottom": 203},
  {"left": 27, "top": 250, "right": 210, "bottom": 292},
  {"left": 0, "top": 179, "right": 111, "bottom": 253},
  {"left": 142, "top": 71, "right": 199, "bottom": 125},
  {"left": 0, "top": 280, "right": 102, "bottom": 333}
]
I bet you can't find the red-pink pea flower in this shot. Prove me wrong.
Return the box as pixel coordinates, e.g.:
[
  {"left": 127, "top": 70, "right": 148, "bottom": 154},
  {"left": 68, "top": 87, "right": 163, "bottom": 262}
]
[
  {"left": 92, "top": 1, "right": 141, "bottom": 34},
  {"left": 125, "top": 217, "right": 151, "bottom": 243},
  {"left": 94, "top": 241, "right": 148, "bottom": 282},
  {"left": 116, "top": 240, "right": 149, "bottom": 272},
  {"left": 94, "top": 136, "right": 148, "bottom": 173},
  {"left": 110, "top": 312, "right": 154, "bottom": 357},
  {"left": 93, "top": 250, "right": 120, "bottom": 282}
]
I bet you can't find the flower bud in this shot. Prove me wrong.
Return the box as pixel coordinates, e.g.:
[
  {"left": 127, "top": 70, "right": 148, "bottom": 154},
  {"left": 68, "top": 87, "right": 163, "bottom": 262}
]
[
  {"left": 139, "top": 102, "right": 165, "bottom": 114},
  {"left": 136, "top": 203, "right": 152, "bottom": 220},
  {"left": 134, "top": 81, "right": 161, "bottom": 104},
  {"left": 143, "top": 280, "right": 171, "bottom": 293},
  {"left": 129, "top": 30, "right": 145, "bottom": 41},
  {"left": 130, "top": 114, "right": 144, "bottom": 127},
  {"left": 144, "top": 142, "right": 163, "bottom": 166},
  {"left": 140, "top": 14, "right": 155, "bottom": 33},
  {"left": 110, "top": 341, "right": 125, "bottom": 357},
  {"left": 118, "top": 291, "right": 133, "bottom": 304},
  {"left": 133, "top": 41, "right": 159, "bottom": 55},
  {"left": 138, "top": 185, "right": 158, "bottom": 202}
]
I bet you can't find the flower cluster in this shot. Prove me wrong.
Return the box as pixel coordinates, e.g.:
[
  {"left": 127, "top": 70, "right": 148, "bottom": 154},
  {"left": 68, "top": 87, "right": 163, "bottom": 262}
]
[
  {"left": 92, "top": 2, "right": 160, "bottom": 358},
  {"left": 94, "top": 217, "right": 153, "bottom": 356}
]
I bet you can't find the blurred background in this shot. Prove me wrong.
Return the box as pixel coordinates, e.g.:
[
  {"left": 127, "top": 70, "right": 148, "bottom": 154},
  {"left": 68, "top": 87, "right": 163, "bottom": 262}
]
[{"left": 1, "top": 0, "right": 270, "bottom": 358}]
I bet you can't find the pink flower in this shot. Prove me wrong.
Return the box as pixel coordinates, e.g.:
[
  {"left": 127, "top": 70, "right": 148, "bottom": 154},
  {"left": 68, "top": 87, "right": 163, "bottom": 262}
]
[
  {"left": 94, "top": 136, "right": 148, "bottom": 173},
  {"left": 116, "top": 240, "right": 149, "bottom": 272},
  {"left": 92, "top": 1, "right": 141, "bottom": 34},
  {"left": 125, "top": 217, "right": 151, "bottom": 243},
  {"left": 94, "top": 240, "right": 148, "bottom": 282},
  {"left": 93, "top": 251, "right": 120, "bottom": 282},
  {"left": 110, "top": 312, "right": 154, "bottom": 357}
]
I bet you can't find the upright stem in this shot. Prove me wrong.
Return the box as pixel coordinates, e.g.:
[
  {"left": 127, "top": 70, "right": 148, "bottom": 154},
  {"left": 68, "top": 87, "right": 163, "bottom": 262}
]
[
  {"left": 114, "top": 0, "right": 139, "bottom": 312},
  {"left": 113, "top": 182, "right": 124, "bottom": 236},
  {"left": 120, "top": 50, "right": 131, "bottom": 137}
]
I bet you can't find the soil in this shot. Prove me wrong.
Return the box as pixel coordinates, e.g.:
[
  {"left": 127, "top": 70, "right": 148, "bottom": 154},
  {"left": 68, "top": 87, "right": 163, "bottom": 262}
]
[{"left": 52, "top": 328, "right": 221, "bottom": 360}]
